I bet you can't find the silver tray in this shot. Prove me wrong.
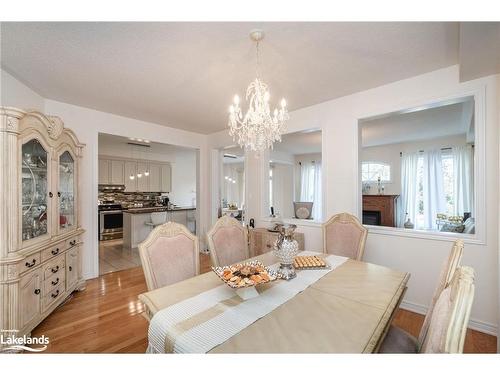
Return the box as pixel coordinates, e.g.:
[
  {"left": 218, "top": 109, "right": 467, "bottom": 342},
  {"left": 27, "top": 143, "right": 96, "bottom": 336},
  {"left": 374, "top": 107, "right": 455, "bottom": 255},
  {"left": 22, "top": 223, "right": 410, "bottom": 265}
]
[{"left": 212, "top": 260, "right": 280, "bottom": 289}]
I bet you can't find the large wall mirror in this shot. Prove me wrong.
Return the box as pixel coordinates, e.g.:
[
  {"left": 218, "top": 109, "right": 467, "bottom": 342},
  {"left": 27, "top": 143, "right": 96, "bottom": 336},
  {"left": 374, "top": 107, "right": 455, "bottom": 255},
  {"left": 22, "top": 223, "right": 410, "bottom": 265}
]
[
  {"left": 268, "top": 129, "right": 323, "bottom": 222},
  {"left": 219, "top": 146, "right": 245, "bottom": 222},
  {"left": 359, "top": 96, "right": 476, "bottom": 236}
]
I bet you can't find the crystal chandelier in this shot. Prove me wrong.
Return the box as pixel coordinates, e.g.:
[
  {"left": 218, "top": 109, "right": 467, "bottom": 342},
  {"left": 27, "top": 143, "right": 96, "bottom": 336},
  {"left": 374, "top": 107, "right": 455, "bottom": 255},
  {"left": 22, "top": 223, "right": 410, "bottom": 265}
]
[{"left": 228, "top": 30, "right": 289, "bottom": 151}]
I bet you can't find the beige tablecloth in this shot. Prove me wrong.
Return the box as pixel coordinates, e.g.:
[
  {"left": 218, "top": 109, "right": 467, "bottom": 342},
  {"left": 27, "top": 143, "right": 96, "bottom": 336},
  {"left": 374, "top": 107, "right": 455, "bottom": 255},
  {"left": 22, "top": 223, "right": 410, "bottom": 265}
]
[{"left": 139, "top": 252, "right": 409, "bottom": 353}]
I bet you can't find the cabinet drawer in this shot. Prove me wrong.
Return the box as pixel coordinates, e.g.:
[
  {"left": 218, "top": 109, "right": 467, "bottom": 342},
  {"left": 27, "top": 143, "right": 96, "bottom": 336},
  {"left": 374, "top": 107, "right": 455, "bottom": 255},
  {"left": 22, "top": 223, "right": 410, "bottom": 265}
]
[
  {"left": 41, "top": 243, "right": 64, "bottom": 263},
  {"left": 21, "top": 253, "right": 41, "bottom": 275},
  {"left": 44, "top": 272, "right": 65, "bottom": 292},
  {"left": 42, "top": 284, "right": 66, "bottom": 312},
  {"left": 66, "top": 236, "right": 79, "bottom": 249},
  {"left": 43, "top": 254, "right": 65, "bottom": 280}
]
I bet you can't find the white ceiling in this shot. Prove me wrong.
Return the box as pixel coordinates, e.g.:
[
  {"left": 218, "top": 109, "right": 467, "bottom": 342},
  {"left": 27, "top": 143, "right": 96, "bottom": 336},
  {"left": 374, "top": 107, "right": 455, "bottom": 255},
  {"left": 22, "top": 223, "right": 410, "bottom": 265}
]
[
  {"left": 1, "top": 22, "right": 459, "bottom": 134},
  {"left": 98, "top": 132, "right": 196, "bottom": 154},
  {"left": 273, "top": 129, "right": 322, "bottom": 154},
  {"left": 360, "top": 99, "right": 473, "bottom": 147}
]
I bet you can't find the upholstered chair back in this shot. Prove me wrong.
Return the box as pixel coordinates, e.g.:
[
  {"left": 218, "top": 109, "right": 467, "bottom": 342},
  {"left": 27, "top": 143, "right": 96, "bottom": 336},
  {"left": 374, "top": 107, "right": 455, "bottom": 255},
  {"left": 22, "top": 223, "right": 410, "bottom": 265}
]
[
  {"left": 322, "top": 213, "right": 368, "bottom": 260},
  {"left": 420, "top": 266, "right": 475, "bottom": 353},
  {"left": 139, "top": 221, "right": 199, "bottom": 291},
  {"left": 207, "top": 215, "right": 249, "bottom": 267},
  {"left": 418, "top": 240, "right": 464, "bottom": 349}
]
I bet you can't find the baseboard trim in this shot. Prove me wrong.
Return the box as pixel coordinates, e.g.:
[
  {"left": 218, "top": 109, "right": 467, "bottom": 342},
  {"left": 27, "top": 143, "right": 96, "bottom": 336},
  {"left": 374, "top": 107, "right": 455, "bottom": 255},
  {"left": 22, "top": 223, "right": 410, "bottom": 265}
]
[{"left": 400, "top": 300, "right": 498, "bottom": 337}]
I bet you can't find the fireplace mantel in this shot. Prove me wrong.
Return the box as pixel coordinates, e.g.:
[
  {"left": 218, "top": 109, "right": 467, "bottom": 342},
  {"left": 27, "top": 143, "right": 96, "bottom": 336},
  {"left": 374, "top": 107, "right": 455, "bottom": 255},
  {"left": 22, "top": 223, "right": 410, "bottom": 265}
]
[{"left": 362, "top": 195, "right": 399, "bottom": 227}]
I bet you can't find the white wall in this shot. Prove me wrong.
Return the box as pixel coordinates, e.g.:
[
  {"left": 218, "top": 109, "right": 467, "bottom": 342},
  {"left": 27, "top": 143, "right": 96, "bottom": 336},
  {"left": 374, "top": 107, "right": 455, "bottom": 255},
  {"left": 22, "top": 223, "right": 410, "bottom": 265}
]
[
  {"left": 210, "top": 66, "right": 498, "bottom": 336},
  {"left": 43, "top": 99, "right": 207, "bottom": 280},
  {"left": 0, "top": 69, "right": 45, "bottom": 111},
  {"left": 361, "top": 134, "right": 468, "bottom": 195},
  {"left": 170, "top": 147, "right": 197, "bottom": 207}
]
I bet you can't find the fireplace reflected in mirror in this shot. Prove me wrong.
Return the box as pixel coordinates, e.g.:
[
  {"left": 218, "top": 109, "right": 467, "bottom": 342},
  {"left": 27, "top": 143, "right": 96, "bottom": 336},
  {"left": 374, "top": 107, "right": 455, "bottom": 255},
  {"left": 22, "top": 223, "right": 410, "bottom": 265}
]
[{"left": 363, "top": 210, "right": 381, "bottom": 226}]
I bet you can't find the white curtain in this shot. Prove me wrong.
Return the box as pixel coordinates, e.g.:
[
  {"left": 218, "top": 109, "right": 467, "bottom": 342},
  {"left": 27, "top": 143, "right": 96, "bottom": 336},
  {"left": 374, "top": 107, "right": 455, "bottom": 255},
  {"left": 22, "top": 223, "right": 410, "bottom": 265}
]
[
  {"left": 399, "top": 152, "right": 419, "bottom": 227},
  {"left": 422, "top": 149, "right": 446, "bottom": 230},
  {"left": 452, "top": 145, "right": 474, "bottom": 216},
  {"left": 300, "top": 161, "right": 322, "bottom": 221},
  {"left": 271, "top": 163, "right": 294, "bottom": 218}
]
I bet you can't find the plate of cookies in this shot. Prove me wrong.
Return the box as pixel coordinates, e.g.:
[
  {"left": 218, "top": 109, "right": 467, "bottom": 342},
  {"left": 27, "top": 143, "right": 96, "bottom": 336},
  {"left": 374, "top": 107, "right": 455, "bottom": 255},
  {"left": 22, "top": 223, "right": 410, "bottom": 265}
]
[
  {"left": 212, "top": 261, "right": 279, "bottom": 289},
  {"left": 293, "top": 255, "right": 330, "bottom": 270}
]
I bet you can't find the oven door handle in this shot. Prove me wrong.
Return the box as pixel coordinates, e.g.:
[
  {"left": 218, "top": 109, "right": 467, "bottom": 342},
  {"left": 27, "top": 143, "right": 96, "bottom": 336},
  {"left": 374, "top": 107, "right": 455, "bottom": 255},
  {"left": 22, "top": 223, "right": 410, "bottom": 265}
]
[{"left": 99, "top": 210, "right": 123, "bottom": 214}]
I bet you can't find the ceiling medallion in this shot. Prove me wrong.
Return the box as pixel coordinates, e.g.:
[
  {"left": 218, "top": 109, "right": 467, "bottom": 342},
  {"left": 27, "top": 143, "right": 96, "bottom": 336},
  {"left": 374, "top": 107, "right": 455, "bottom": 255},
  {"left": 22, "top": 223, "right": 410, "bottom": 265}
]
[{"left": 228, "top": 29, "right": 289, "bottom": 152}]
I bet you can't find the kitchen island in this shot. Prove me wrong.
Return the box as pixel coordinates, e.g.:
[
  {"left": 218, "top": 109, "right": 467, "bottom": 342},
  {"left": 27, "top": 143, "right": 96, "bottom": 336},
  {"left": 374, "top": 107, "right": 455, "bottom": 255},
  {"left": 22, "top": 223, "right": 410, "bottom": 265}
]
[{"left": 123, "top": 206, "right": 196, "bottom": 248}]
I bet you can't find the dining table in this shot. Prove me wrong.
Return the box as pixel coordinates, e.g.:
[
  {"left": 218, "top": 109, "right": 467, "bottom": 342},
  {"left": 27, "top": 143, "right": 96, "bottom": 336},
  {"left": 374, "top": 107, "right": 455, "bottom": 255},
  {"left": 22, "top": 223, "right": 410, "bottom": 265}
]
[{"left": 139, "top": 250, "right": 410, "bottom": 353}]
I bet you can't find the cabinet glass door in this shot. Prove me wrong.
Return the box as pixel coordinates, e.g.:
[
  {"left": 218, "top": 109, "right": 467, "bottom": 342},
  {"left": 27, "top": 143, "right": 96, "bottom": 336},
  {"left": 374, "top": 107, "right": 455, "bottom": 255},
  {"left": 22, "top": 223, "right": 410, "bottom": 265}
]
[
  {"left": 59, "top": 151, "right": 75, "bottom": 231},
  {"left": 21, "top": 139, "right": 49, "bottom": 241}
]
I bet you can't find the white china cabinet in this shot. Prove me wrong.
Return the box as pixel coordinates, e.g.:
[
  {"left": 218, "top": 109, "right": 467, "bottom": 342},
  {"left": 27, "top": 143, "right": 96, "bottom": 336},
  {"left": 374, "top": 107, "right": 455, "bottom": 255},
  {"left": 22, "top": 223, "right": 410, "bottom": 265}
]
[{"left": 0, "top": 107, "right": 85, "bottom": 350}]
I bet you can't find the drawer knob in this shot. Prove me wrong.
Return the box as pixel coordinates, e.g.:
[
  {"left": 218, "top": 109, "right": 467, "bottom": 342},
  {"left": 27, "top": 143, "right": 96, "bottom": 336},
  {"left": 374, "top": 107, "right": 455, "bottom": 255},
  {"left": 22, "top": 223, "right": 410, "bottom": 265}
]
[
  {"left": 49, "top": 192, "right": 53, "bottom": 198},
  {"left": 25, "top": 259, "right": 36, "bottom": 268},
  {"left": 69, "top": 266, "right": 73, "bottom": 272},
  {"left": 70, "top": 240, "right": 76, "bottom": 246},
  {"left": 34, "top": 288, "right": 41, "bottom": 295},
  {"left": 51, "top": 248, "right": 59, "bottom": 256},
  {"left": 57, "top": 191, "right": 61, "bottom": 198},
  {"left": 51, "top": 290, "right": 59, "bottom": 298},
  {"left": 51, "top": 265, "right": 60, "bottom": 273},
  {"left": 51, "top": 277, "right": 60, "bottom": 286}
]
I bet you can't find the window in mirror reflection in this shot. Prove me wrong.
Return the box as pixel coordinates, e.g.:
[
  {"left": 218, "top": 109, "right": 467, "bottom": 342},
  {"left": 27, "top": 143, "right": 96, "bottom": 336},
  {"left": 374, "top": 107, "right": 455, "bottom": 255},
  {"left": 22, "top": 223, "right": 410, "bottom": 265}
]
[
  {"left": 269, "top": 129, "right": 322, "bottom": 222},
  {"left": 362, "top": 162, "right": 391, "bottom": 183},
  {"left": 220, "top": 147, "right": 245, "bottom": 222},
  {"left": 360, "top": 97, "right": 475, "bottom": 234}
]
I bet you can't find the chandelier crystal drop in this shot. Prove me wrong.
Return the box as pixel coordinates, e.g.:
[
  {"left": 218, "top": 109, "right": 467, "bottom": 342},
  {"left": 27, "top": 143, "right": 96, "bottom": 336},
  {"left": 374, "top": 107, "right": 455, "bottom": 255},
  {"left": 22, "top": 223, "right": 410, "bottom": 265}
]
[{"left": 228, "top": 30, "right": 289, "bottom": 152}]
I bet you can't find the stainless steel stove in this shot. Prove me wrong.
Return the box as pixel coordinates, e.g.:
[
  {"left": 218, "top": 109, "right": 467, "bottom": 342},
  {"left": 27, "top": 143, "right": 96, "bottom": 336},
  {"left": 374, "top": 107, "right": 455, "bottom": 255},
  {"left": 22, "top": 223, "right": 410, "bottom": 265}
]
[{"left": 98, "top": 203, "right": 123, "bottom": 241}]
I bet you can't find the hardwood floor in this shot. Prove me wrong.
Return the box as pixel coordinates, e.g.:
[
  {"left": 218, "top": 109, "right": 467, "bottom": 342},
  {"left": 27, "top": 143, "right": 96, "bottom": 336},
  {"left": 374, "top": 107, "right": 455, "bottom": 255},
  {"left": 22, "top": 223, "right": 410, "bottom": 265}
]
[{"left": 31, "top": 254, "right": 497, "bottom": 353}]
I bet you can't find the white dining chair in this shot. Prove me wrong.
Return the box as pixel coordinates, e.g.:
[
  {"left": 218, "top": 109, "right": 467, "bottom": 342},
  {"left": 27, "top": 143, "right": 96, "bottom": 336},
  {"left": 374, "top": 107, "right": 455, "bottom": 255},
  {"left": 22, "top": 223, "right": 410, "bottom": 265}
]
[
  {"left": 138, "top": 221, "right": 199, "bottom": 291},
  {"left": 322, "top": 212, "right": 368, "bottom": 260},
  {"left": 207, "top": 215, "right": 249, "bottom": 267},
  {"left": 379, "top": 240, "right": 469, "bottom": 353}
]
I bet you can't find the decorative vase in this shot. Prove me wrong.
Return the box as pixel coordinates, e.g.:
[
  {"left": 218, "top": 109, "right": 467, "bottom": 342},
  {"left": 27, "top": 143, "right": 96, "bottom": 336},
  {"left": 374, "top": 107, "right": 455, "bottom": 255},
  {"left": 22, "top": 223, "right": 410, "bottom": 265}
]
[
  {"left": 273, "top": 224, "right": 299, "bottom": 280},
  {"left": 404, "top": 215, "right": 414, "bottom": 229}
]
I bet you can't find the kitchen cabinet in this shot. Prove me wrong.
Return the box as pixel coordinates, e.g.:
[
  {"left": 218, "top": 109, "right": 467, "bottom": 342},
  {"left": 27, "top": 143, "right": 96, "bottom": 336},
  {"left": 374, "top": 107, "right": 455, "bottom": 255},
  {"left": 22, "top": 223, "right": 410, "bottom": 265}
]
[
  {"left": 161, "top": 163, "right": 172, "bottom": 192},
  {"left": 98, "top": 159, "right": 111, "bottom": 184},
  {"left": 110, "top": 160, "right": 125, "bottom": 185},
  {"left": 123, "top": 208, "right": 195, "bottom": 248},
  {"left": 149, "top": 163, "right": 162, "bottom": 192},
  {"left": 136, "top": 162, "right": 149, "bottom": 191},
  {"left": 171, "top": 210, "right": 188, "bottom": 227},
  {"left": 99, "top": 156, "right": 171, "bottom": 192},
  {"left": 124, "top": 161, "right": 137, "bottom": 192}
]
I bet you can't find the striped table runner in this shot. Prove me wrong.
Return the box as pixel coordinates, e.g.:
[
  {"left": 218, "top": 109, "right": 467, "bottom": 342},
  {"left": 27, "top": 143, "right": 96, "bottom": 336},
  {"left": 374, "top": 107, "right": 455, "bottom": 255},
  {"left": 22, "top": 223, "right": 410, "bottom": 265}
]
[{"left": 147, "top": 252, "right": 348, "bottom": 353}]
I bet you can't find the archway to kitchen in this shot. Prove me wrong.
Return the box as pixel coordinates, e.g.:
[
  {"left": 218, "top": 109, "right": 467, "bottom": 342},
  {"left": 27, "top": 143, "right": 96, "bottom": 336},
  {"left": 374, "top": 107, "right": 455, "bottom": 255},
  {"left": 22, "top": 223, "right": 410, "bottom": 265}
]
[{"left": 97, "top": 133, "right": 198, "bottom": 275}]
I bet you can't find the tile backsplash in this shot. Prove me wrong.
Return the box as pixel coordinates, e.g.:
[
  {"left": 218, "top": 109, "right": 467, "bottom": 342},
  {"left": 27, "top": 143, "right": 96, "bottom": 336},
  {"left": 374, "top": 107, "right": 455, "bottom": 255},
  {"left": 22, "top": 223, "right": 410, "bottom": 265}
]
[{"left": 98, "top": 191, "right": 164, "bottom": 208}]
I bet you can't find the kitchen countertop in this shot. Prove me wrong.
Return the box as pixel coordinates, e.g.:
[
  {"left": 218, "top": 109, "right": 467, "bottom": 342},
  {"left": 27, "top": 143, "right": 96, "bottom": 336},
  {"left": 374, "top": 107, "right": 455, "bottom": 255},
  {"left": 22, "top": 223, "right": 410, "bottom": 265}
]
[{"left": 123, "top": 206, "right": 196, "bottom": 214}]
